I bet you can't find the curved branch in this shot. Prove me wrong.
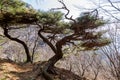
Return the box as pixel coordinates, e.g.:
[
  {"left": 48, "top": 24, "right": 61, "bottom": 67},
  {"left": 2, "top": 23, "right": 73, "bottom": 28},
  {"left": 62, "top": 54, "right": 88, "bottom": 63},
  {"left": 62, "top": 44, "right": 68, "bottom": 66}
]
[
  {"left": 51, "top": 0, "right": 76, "bottom": 23},
  {"left": 59, "top": 0, "right": 76, "bottom": 23},
  {"left": 2, "top": 24, "right": 32, "bottom": 63},
  {"left": 38, "top": 28, "right": 57, "bottom": 54},
  {"left": 108, "top": 0, "right": 120, "bottom": 12}
]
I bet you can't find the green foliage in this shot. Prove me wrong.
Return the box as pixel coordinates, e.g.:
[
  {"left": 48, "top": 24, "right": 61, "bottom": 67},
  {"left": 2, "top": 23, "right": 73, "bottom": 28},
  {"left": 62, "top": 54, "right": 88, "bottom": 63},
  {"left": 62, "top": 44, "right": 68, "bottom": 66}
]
[
  {"left": 37, "top": 10, "right": 71, "bottom": 34},
  {"left": 0, "top": 0, "right": 110, "bottom": 53},
  {"left": 0, "top": 0, "right": 38, "bottom": 25},
  {"left": 0, "top": 0, "right": 34, "bottom": 13},
  {"left": 36, "top": 10, "right": 110, "bottom": 51},
  {"left": 68, "top": 12, "right": 110, "bottom": 50},
  {"left": 71, "top": 12, "right": 106, "bottom": 31},
  {"left": 81, "top": 38, "right": 111, "bottom": 50},
  {"left": 38, "top": 11, "right": 63, "bottom": 25}
]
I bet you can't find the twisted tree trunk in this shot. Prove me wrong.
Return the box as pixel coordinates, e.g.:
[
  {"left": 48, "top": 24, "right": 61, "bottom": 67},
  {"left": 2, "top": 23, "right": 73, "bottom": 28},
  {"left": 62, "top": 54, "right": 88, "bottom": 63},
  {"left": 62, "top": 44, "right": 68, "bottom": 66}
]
[
  {"left": 2, "top": 25, "right": 32, "bottom": 63},
  {"left": 38, "top": 29, "right": 63, "bottom": 80},
  {"left": 42, "top": 53, "right": 63, "bottom": 80}
]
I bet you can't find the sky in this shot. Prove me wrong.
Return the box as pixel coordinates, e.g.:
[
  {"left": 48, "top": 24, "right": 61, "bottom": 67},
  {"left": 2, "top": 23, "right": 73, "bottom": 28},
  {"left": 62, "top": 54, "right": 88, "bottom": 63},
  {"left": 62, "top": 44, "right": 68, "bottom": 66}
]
[
  {"left": 22, "top": 0, "right": 120, "bottom": 21},
  {"left": 23, "top": 0, "right": 98, "bottom": 18}
]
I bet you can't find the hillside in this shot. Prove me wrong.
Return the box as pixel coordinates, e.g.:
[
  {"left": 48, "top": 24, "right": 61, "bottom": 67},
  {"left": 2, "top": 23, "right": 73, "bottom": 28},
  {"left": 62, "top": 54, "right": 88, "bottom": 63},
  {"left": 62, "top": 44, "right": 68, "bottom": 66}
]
[{"left": 0, "top": 59, "right": 83, "bottom": 80}]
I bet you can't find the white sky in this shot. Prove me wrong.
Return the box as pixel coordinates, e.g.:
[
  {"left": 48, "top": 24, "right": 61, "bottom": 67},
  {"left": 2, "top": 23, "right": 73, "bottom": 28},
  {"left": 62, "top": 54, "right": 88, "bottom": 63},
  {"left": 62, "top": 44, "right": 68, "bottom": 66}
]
[
  {"left": 23, "top": 0, "right": 98, "bottom": 18},
  {"left": 23, "top": 0, "right": 120, "bottom": 21}
]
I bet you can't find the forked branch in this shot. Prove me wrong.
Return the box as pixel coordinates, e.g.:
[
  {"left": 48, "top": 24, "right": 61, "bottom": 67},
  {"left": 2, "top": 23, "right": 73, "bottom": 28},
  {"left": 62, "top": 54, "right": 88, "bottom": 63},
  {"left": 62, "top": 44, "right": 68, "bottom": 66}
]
[{"left": 52, "top": 0, "right": 76, "bottom": 24}]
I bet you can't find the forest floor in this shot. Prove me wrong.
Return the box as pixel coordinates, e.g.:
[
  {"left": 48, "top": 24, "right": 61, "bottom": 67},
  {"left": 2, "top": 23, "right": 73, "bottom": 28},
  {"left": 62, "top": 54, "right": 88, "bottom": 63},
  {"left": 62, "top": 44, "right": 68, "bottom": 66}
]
[{"left": 0, "top": 59, "right": 82, "bottom": 80}]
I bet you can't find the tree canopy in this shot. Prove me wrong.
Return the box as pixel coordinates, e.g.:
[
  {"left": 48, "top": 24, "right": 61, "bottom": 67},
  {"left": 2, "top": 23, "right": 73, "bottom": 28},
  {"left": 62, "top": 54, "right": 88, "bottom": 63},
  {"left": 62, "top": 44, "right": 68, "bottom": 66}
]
[
  {"left": 0, "top": 0, "right": 111, "bottom": 80},
  {"left": 0, "top": 0, "right": 38, "bottom": 24}
]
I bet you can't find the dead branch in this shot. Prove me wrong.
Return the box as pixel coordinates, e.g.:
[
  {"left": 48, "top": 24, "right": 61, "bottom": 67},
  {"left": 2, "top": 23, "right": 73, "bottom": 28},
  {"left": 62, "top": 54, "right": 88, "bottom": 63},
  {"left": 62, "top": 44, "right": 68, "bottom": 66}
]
[
  {"left": 51, "top": 0, "right": 76, "bottom": 24},
  {"left": 108, "top": 0, "right": 120, "bottom": 12}
]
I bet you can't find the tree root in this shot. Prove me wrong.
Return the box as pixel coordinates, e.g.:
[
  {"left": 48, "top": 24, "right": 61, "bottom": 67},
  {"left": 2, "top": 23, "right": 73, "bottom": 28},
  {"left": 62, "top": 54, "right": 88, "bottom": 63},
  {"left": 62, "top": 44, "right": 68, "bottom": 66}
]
[
  {"left": 33, "top": 61, "right": 55, "bottom": 80},
  {"left": 42, "top": 62, "right": 54, "bottom": 80}
]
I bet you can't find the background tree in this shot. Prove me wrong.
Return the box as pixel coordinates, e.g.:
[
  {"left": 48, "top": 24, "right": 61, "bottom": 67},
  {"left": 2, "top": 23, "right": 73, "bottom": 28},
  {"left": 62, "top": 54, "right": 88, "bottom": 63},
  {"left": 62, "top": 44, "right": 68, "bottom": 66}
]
[
  {"left": 99, "top": 23, "right": 120, "bottom": 80},
  {"left": 86, "top": 0, "right": 120, "bottom": 22}
]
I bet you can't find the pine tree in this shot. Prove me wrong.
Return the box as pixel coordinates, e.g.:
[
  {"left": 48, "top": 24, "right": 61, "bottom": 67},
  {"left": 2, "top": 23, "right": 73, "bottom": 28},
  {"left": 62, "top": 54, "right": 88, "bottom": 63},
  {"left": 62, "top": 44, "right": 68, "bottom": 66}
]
[{"left": 0, "top": 0, "right": 110, "bottom": 79}]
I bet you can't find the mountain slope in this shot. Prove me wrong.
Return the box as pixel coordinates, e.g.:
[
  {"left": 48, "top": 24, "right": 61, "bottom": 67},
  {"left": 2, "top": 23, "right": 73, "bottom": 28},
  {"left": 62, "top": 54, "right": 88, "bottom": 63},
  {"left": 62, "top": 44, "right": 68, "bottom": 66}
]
[{"left": 0, "top": 59, "right": 83, "bottom": 80}]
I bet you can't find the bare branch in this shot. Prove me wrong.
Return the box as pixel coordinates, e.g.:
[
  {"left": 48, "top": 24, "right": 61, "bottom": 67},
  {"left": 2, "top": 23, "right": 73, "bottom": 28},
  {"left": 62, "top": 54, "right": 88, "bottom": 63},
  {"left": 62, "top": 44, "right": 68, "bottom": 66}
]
[
  {"left": 51, "top": 0, "right": 76, "bottom": 23},
  {"left": 90, "top": 0, "right": 120, "bottom": 21},
  {"left": 31, "top": 36, "right": 39, "bottom": 62},
  {"left": 37, "top": 24, "right": 57, "bottom": 54},
  {"left": 108, "top": 0, "right": 120, "bottom": 12}
]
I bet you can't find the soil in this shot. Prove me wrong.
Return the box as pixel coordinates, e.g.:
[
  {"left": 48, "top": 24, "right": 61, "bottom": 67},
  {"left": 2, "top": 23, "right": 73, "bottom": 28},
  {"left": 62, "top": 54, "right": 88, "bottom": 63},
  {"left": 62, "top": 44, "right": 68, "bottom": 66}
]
[{"left": 0, "top": 59, "right": 82, "bottom": 80}]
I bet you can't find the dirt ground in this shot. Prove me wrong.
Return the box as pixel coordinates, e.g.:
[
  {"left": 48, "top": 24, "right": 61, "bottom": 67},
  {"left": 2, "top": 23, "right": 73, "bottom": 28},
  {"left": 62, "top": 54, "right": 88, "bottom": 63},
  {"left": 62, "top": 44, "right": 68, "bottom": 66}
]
[{"left": 0, "top": 59, "right": 82, "bottom": 80}]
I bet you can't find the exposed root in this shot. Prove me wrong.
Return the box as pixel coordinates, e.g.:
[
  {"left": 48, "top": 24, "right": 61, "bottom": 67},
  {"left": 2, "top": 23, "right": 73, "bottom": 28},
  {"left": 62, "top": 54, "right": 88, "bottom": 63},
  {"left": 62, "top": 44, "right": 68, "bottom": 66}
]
[
  {"left": 33, "top": 61, "right": 55, "bottom": 80},
  {"left": 42, "top": 62, "right": 54, "bottom": 80}
]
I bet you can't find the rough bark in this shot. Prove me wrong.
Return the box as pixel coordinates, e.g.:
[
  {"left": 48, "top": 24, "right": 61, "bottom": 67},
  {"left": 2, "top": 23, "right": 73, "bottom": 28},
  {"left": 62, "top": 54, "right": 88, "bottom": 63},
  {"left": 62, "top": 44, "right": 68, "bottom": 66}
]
[
  {"left": 2, "top": 25, "right": 32, "bottom": 63},
  {"left": 38, "top": 29, "right": 63, "bottom": 80},
  {"left": 40, "top": 45, "right": 63, "bottom": 80}
]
